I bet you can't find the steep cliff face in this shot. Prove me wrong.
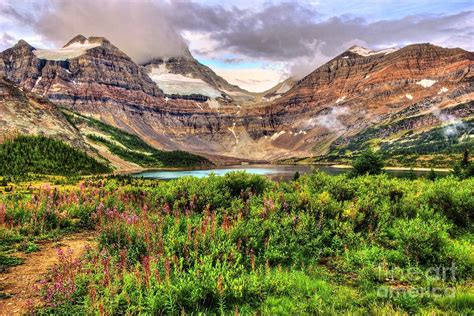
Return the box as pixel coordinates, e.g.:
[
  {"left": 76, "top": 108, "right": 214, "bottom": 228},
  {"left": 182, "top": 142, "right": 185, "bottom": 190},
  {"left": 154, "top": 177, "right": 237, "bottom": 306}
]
[
  {"left": 1, "top": 37, "right": 473, "bottom": 161},
  {"left": 278, "top": 44, "right": 472, "bottom": 110},
  {"left": 0, "top": 35, "right": 161, "bottom": 108},
  {"left": 0, "top": 77, "right": 86, "bottom": 149}
]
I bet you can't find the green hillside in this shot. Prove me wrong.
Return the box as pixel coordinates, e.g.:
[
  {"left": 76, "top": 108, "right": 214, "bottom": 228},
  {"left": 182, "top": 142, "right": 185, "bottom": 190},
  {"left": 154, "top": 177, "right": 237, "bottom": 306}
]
[
  {"left": 0, "top": 135, "right": 111, "bottom": 176},
  {"left": 62, "top": 110, "right": 211, "bottom": 168}
]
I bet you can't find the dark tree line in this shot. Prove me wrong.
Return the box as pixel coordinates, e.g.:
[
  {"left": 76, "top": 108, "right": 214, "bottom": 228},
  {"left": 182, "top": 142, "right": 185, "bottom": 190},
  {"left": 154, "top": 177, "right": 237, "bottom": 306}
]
[{"left": 0, "top": 136, "right": 111, "bottom": 176}]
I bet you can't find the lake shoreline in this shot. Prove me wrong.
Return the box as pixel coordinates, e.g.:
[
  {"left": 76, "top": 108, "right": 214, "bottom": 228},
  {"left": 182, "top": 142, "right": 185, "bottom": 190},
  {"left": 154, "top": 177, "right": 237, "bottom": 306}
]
[
  {"left": 329, "top": 164, "right": 452, "bottom": 172},
  {"left": 116, "top": 163, "right": 452, "bottom": 176},
  {"left": 128, "top": 163, "right": 451, "bottom": 180}
]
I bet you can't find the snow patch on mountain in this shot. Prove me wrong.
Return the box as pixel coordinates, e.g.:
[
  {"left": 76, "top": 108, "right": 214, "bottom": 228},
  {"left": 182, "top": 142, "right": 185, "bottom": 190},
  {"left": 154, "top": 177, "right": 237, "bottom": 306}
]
[
  {"left": 270, "top": 131, "right": 286, "bottom": 141},
  {"left": 228, "top": 123, "right": 239, "bottom": 144},
  {"left": 438, "top": 87, "right": 449, "bottom": 94},
  {"left": 34, "top": 76, "right": 42, "bottom": 87},
  {"left": 207, "top": 99, "right": 220, "bottom": 109},
  {"left": 148, "top": 66, "right": 221, "bottom": 98},
  {"left": 405, "top": 94, "right": 413, "bottom": 100},
  {"left": 263, "top": 96, "right": 279, "bottom": 102},
  {"left": 416, "top": 79, "right": 437, "bottom": 88},
  {"left": 335, "top": 96, "right": 346, "bottom": 104},
  {"left": 33, "top": 41, "right": 101, "bottom": 61},
  {"left": 275, "top": 82, "right": 292, "bottom": 94},
  {"left": 349, "top": 46, "right": 399, "bottom": 57}
]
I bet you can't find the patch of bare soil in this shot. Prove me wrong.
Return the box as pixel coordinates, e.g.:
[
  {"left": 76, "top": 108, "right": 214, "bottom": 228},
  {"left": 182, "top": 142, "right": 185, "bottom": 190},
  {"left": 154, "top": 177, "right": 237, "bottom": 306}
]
[{"left": 0, "top": 232, "right": 96, "bottom": 315}]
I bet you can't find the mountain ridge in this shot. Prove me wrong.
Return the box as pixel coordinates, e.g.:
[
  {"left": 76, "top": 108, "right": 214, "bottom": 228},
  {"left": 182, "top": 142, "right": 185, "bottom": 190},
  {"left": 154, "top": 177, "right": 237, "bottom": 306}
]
[{"left": 1, "top": 36, "right": 472, "bottom": 163}]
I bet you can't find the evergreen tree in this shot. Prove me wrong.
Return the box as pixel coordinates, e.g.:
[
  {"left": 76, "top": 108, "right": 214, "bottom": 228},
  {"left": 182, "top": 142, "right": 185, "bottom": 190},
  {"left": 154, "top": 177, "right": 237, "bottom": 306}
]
[
  {"left": 351, "top": 149, "right": 384, "bottom": 176},
  {"left": 407, "top": 168, "right": 417, "bottom": 180},
  {"left": 427, "top": 168, "right": 437, "bottom": 181},
  {"left": 461, "top": 148, "right": 469, "bottom": 168}
]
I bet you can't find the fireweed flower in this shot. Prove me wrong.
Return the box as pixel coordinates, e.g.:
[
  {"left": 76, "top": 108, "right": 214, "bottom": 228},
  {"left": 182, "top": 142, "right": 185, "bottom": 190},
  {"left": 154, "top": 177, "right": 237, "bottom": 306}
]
[
  {"left": 0, "top": 203, "right": 5, "bottom": 225},
  {"left": 41, "top": 247, "right": 80, "bottom": 307},
  {"left": 127, "top": 213, "right": 139, "bottom": 224}
]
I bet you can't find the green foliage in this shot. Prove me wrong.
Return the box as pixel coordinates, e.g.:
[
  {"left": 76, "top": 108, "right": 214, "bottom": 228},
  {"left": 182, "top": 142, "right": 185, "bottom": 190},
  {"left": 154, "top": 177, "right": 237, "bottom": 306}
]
[
  {"left": 328, "top": 103, "right": 474, "bottom": 168},
  {"left": 0, "top": 136, "right": 111, "bottom": 176},
  {"left": 436, "top": 290, "right": 474, "bottom": 313},
  {"left": 422, "top": 177, "right": 473, "bottom": 227},
  {"left": 389, "top": 214, "right": 450, "bottom": 264},
  {"left": 63, "top": 110, "right": 210, "bottom": 167},
  {"left": 332, "top": 104, "right": 473, "bottom": 156},
  {"left": 0, "top": 252, "right": 24, "bottom": 269},
  {"left": 427, "top": 168, "right": 437, "bottom": 181},
  {"left": 21, "top": 241, "right": 40, "bottom": 253},
  {"left": 453, "top": 148, "right": 474, "bottom": 179},
  {"left": 351, "top": 149, "right": 384, "bottom": 176},
  {"left": 1, "top": 172, "right": 472, "bottom": 314},
  {"left": 381, "top": 120, "right": 474, "bottom": 156},
  {"left": 293, "top": 171, "right": 300, "bottom": 181}
]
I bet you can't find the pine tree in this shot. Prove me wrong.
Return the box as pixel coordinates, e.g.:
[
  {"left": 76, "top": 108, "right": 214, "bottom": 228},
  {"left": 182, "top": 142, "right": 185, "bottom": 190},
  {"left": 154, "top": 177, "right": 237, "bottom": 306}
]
[
  {"left": 427, "top": 168, "right": 437, "bottom": 181},
  {"left": 461, "top": 148, "right": 469, "bottom": 168},
  {"left": 351, "top": 149, "right": 384, "bottom": 176}
]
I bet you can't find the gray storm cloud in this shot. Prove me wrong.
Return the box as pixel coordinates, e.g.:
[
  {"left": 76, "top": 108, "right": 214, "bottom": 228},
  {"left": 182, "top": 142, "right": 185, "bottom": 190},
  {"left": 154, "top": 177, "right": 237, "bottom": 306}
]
[
  {"left": 199, "top": 4, "right": 474, "bottom": 78},
  {"left": 32, "top": 0, "right": 189, "bottom": 64}
]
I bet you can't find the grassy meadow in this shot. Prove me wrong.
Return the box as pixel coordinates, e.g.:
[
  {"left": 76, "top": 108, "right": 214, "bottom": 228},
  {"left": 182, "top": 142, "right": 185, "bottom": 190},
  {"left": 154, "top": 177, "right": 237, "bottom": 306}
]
[{"left": 0, "top": 171, "right": 472, "bottom": 314}]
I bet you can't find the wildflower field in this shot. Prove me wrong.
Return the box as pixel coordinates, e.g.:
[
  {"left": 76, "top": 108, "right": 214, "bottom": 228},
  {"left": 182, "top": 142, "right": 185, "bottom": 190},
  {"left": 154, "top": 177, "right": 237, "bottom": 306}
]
[{"left": 0, "top": 172, "right": 473, "bottom": 314}]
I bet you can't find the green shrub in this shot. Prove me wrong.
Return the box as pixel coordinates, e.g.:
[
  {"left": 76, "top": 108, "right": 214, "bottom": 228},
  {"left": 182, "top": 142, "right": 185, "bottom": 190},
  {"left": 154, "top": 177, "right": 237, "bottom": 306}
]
[
  {"left": 0, "top": 171, "right": 471, "bottom": 314},
  {"left": 0, "top": 252, "right": 24, "bottom": 269},
  {"left": 389, "top": 214, "right": 450, "bottom": 264},
  {"left": 422, "top": 177, "right": 474, "bottom": 228}
]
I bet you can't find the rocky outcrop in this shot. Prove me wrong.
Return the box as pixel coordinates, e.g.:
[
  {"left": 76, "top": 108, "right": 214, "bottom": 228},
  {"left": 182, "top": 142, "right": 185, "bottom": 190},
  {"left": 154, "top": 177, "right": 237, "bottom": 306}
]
[{"left": 256, "top": 44, "right": 474, "bottom": 155}]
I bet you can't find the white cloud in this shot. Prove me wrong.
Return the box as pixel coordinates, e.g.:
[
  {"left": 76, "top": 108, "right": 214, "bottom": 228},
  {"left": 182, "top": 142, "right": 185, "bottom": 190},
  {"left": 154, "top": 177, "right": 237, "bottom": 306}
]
[
  {"left": 303, "top": 107, "right": 349, "bottom": 131},
  {"left": 213, "top": 67, "right": 286, "bottom": 92}
]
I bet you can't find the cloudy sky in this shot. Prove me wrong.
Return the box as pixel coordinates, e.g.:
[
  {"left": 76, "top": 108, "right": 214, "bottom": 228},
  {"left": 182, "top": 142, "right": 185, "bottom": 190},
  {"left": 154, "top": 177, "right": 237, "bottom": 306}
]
[{"left": 1, "top": 0, "right": 473, "bottom": 92}]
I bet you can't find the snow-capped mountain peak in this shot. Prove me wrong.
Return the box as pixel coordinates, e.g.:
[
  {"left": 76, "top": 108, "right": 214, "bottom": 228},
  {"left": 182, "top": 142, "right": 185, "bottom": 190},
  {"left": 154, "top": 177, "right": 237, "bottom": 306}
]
[{"left": 348, "top": 45, "right": 399, "bottom": 57}]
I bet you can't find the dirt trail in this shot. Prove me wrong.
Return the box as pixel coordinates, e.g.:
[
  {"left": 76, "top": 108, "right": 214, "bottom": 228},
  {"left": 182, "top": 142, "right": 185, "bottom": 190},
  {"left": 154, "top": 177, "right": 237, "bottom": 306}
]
[{"left": 0, "top": 232, "right": 96, "bottom": 316}]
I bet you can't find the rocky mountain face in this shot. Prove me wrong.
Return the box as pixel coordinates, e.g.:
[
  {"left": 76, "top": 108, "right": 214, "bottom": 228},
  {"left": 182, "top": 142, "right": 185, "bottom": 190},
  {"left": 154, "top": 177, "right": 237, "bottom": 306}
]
[
  {"left": 0, "top": 36, "right": 248, "bottom": 160},
  {"left": 0, "top": 77, "right": 86, "bottom": 149},
  {"left": 259, "top": 44, "right": 474, "bottom": 156},
  {"left": 259, "top": 77, "right": 296, "bottom": 102},
  {"left": 0, "top": 35, "right": 161, "bottom": 106},
  {"left": 1, "top": 37, "right": 473, "bottom": 162},
  {"left": 142, "top": 48, "right": 255, "bottom": 104}
]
